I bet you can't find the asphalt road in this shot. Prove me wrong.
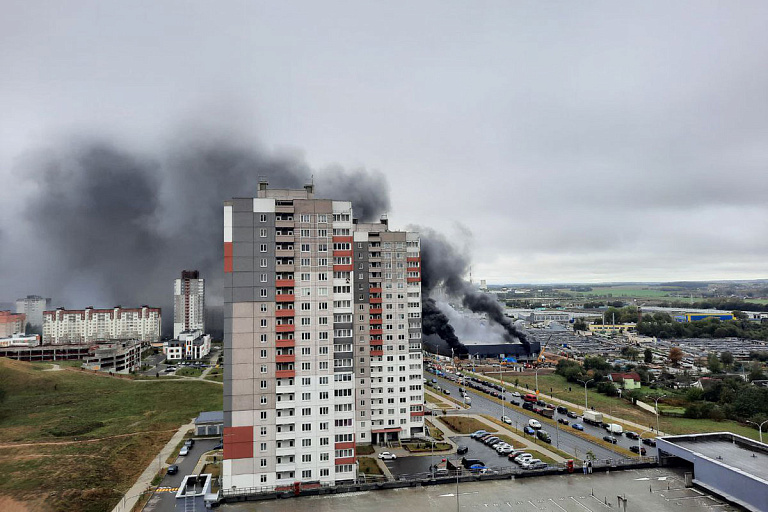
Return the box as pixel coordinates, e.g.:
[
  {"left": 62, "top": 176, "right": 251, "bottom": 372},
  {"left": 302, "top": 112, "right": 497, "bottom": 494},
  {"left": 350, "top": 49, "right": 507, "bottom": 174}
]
[
  {"left": 143, "top": 438, "right": 220, "bottom": 512},
  {"left": 430, "top": 375, "right": 625, "bottom": 461}
]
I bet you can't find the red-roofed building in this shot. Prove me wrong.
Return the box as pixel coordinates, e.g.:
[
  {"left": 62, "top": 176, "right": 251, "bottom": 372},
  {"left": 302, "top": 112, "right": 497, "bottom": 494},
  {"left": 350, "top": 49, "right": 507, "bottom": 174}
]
[{"left": 608, "top": 372, "right": 642, "bottom": 390}]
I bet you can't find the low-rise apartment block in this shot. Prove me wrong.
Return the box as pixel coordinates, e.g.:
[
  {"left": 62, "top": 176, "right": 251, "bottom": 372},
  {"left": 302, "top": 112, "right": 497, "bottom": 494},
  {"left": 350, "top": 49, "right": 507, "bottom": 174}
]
[{"left": 43, "top": 306, "right": 161, "bottom": 344}]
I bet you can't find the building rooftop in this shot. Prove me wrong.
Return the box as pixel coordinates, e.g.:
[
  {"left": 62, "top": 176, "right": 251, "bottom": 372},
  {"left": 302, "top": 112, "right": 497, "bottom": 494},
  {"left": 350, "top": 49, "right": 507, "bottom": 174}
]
[
  {"left": 195, "top": 411, "right": 223, "bottom": 425},
  {"left": 670, "top": 434, "right": 768, "bottom": 482}
]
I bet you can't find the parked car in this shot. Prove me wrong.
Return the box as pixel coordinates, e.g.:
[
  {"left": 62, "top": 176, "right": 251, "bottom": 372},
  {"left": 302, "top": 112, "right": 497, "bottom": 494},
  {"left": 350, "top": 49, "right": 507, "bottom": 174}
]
[
  {"left": 514, "top": 453, "right": 533, "bottom": 464},
  {"left": 461, "top": 458, "right": 484, "bottom": 469},
  {"left": 625, "top": 431, "right": 639, "bottom": 440},
  {"left": 167, "top": 464, "right": 179, "bottom": 475},
  {"left": 527, "top": 461, "right": 548, "bottom": 470},
  {"left": 523, "top": 426, "right": 536, "bottom": 436},
  {"left": 483, "top": 436, "right": 500, "bottom": 445},
  {"left": 557, "top": 418, "right": 569, "bottom": 425},
  {"left": 521, "top": 458, "right": 542, "bottom": 469},
  {"left": 487, "top": 439, "right": 503, "bottom": 447},
  {"left": 507, "top": 450, "right": 526, "bottom": 460},
  {"left": 179, "top": 446, "right": 190, "bottom": 456},
  {"left": 184, "top": 439, "right": 195, "bottom": 448},
  {"left": 567, "top": 411, "right": 579, "bottom": 419},
  {"left": 457, "top": 445, "right": 469, "bottom": 455},
  {"left": 443, "top": 389, "right": 451, "bottom": 395},
  {"left": 571, "top": 423, "right": 584, "bottom": 431},
  {"left": 497, "top": 445, "right": 515, "bottom": 455},
  {"left": 470, "top": 430, "right": 488, "bottom": 439},
  {"left": 501, "top": 415, "right": 512, "bottom": 424},
  {"left": 603, "top": 435, "right": 618, "bottom": 444},
  {"left": 629, "top": 445, "right": 647, "bottom": 455},
  {"left": 528, "top": 419, "right": 542, "bottom": 429},
  {"left": 378, "top": 451, "right": 397, "bottom": 460},
  {"left": 642, "top": 438, "right": 657, "bottom": 447}
]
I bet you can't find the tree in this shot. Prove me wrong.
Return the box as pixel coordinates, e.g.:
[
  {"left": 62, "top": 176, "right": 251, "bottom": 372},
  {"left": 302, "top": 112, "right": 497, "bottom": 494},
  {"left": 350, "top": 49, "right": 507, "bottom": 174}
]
[
  {"left": 749, "top": 361, "right": 766, "bottom": 382},
  {"left": 719, "top": 351, "right": 734, "bottom": 369},
  {"left": 573, "top": 318, "right": 588, "bottom": 332},
  {"left": 669, "top": 347, "right": 684, "bottom": 366},
  {"left": 644, "top": 348, "right": 653, "bottom": 364},
  {"left": 621, "top": 346, "right": 639, "bottom": 361},
  {"left": 707, "top": 353, "right": 722, "bottom": 374}
]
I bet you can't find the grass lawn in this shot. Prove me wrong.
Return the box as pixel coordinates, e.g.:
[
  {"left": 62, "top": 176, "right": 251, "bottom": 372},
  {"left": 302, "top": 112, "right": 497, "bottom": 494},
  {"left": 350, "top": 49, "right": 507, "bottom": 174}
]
[
  {"left": 0, "top": 358, "right": 222, "bottom": 512},
  {"left": 425, "top": 393, "right": 450, "bottom": 408},
  {"left": 175, "top": 367, "right": 203, "bottom": 378},
  {"left": 425, "top": 419, "right": 445, "bottom": 441},
  {"left": 357, "top": 456, "right": 383, "bottom": 476},
  {"left": 439, "top": 416, "right": 488, "bottom": 434},
  {"left": 205, "top": 368, "right": 224, "bottom": 382},
  {"left": 356, "top": 444, "right": 375, "bottom": 455}
]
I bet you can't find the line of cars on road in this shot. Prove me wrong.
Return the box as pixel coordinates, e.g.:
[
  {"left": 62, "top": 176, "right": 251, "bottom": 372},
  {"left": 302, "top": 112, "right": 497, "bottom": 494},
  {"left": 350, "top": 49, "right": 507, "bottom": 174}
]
[{"left": 468, "top": 430, "right": 548, "bottom": 470}]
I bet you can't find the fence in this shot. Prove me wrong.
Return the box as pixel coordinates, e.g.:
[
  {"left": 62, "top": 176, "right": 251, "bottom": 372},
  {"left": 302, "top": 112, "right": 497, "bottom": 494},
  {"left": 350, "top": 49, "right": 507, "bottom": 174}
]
[{"left": 218, "top": 456, "right": 657, "bottom": 503}]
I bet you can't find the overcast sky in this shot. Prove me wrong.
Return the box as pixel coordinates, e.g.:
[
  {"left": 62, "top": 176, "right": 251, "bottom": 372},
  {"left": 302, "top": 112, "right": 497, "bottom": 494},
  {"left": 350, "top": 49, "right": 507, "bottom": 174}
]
[{"left": 2, "top": 0, "right": 768, "bottom": 306}]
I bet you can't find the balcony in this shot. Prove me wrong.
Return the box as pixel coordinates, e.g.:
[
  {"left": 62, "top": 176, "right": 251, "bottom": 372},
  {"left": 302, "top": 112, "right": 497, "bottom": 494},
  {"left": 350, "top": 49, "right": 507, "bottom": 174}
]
[
  {"left": 275, "top": 235, "right": 294, "bottom": 243},
  {"left": 369, "top": 297, "right": 382, "bottom": 304},
  {"left": 276, "top": 354, "right": 295, "bottom": 364},
  {"left": 275, "top": 249, "right": 294, "bottom": 258},
  {"left": 275, "top": 263, "right": 294, "bottom": 272},
  {"left": 275, "top": 219, "right": 294, "bottom": 228},
  {"left": 276, "top": 369, "right": 296, "bottom": 379},
  {"left": 369, "top": 287, "right": 382, "bottom": 294},
  {"left": 370, "top": 349, "right": 383, "bottom": 357},
  {"left": 333, "top": 250, "right": 352, "bottom": 258},
  {"left": 275, "top": 204, "right": 294, "bottom": 214},
  {"left": 275, "top": 294, "right": 295, "bottom": 302},
  {"left": 370, "top": 328, "right": 383, "bottom": 335},
  {"left": 407, "top": 277, "right": 421, "bottom": 283},
  {"left": 333, "top": 264, "right": 353, "bottom": 272},
  {"left": 275, "top": 309, "right": 295, "bottom": 318},
  {"left": 276, "top": 339, "right": 295, "bottom": 348},
  {"left": 276, "top": 324, "right": 295, "bottom": 333},
  {"left": 332, "top": 236, "right": 353, "bottom": 243},
  {"left": 369, "top": 317, "right": 382, "bottom": 325},
  {"left": 369, "top": 307, "right": 382, "bottom": 314},
  {"left": 275, "top": 279, "right": 295, "bottom": 287}
]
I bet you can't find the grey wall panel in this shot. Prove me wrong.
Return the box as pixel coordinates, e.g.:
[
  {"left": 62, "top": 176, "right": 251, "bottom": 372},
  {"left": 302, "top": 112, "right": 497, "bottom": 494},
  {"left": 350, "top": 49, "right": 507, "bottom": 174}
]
[{"left": 233, "top": 287, "right": 255, "bottom": 302}]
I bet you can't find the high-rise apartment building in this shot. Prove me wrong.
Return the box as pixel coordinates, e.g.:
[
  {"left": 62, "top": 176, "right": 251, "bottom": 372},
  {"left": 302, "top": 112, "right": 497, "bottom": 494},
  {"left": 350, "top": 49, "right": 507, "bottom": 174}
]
[
  {"left": 174, "top": 270, "right": 206, "bottom": 338},
  {"left": 15, "top": 295, "right": 51, "bottom": 330},
  {"left": 43, "top": 306, "right": 161, "bottom": 344},
  {"left": 222, "top": 181, "right": 423, "bottom": 490}
]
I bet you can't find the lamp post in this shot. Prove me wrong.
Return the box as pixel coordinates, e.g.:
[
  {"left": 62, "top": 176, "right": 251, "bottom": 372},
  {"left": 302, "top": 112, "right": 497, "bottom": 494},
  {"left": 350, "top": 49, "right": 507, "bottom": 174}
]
[
  {"left": 638, "top": 428, "right": 654, "bottom": 459},
  {"left": 746, "top": 419, "right": 768, "bottom": 444},
  {"left": 535, "top": 368, "right": 541, "bottom": 397},
  {"left": 654, "top": 395, "right": 667, "bottom": 434},
  {"left": 431, "top": 439, "right": 435, "bottom": 479},
  {"left": 577, "top": 379, "right": 594, "bottom": 411},
  {"left": 501, "top": 388, "right": 505, "bottom": 421}
]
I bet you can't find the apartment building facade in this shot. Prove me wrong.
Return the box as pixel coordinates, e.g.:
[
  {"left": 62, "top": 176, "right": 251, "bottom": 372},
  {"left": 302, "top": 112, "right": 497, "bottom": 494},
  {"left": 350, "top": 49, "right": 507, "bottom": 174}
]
[
  {"left": 42, "top": 306, "right": 161, "bottom": 344},
  {"left": 174, "top": 270, "right": 206, "bottom": 338},
  {"left": 223, "top": 182, "right": 423, "bottom": 490},
  {"left": 0, "top": 311, "right": 26, "bottom": 337},
  {"left": 15, "top": 295, "right": 51, "bottom": 330}
]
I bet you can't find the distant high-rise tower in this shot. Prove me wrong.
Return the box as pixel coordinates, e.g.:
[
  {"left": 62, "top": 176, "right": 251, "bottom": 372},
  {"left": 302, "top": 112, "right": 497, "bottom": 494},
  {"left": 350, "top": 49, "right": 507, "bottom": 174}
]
[
  {"left": 174, "top": 270, "right": 205, "bottom": 338},
  {"left": 15, "top": 295, "right": 51, "bottom": 330}
]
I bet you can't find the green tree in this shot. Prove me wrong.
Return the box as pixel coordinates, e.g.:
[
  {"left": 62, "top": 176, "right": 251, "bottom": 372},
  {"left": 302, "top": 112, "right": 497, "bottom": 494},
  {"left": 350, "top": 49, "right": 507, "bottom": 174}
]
[
  {"left": 719, "top": 351, "right": 734, "bottom": 369},
  {"left": 621, "top": 346, "right": 639, "bottom": 361},
  {"left": 749, "top": 361, "right": 766, "bottom": 382},
  {"left": 573, "top": 318, "right": 588, "bottom": 332},
  {"left": 644, "top": 347, "right": 653, "bottom": 364},
  {"left": 707, "top": 353, "right": 722, "bottom": 374}
]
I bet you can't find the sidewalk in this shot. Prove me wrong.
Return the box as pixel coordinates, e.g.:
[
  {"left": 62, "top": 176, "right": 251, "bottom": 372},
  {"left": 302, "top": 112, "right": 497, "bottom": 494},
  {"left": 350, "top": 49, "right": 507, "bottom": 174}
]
[
  {"left": 111, "top": 420, "right": 195, "bottom": 512},
  {"left": 466, "top": 370, "right": 666, "bottom": 436}
]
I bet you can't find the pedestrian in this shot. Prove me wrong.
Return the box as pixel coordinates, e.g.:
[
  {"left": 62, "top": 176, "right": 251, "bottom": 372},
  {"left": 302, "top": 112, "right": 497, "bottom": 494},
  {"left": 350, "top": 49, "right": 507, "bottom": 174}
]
[
  {"left": 588, "top": 460, "right": 593, "bottom": 474},
  {"left": 582, "top": 461, "right": 587, "bottom": 474}
]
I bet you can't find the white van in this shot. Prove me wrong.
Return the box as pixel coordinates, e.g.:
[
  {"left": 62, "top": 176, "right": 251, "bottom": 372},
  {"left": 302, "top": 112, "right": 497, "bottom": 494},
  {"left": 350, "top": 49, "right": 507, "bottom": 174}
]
[
  {"left": 528, "top": 419, "right": 542, "bottom": 429},
  {"left": 605, "top": 423, "right": 623, "bottom": 434}
]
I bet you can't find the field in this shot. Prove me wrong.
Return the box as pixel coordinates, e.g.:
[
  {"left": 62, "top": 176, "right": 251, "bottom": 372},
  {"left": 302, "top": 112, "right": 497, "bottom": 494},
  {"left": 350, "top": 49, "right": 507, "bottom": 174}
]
[
  {"left": 0, "top": 359, "right": 223, "bottom": 512},
  {"left": 555, "top": 286, "right": 675, "bottom": 299},
  {"left": 438, "top": 416, "right": 487, "bottom": 434}
]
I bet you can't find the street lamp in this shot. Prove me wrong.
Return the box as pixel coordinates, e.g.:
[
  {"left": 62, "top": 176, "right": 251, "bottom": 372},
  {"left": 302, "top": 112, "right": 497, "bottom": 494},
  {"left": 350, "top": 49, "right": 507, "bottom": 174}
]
[
  {"left": 535, "top": 368, "right": 541, "bottom": 397},
  {"left": 654, "top": 395, "right": 667, "bottom": 435},
  {"left": 501, "top": 388, "right": 505, "bottom": 421},
  {"left": 746, "top": 419, "right": 768, "bottom": 444},
  {"left": 577, "top": 379, "right": 594, "bottom": 411},
  {"left": 638, "top": 428, "right": 654, "bottom": 459}
]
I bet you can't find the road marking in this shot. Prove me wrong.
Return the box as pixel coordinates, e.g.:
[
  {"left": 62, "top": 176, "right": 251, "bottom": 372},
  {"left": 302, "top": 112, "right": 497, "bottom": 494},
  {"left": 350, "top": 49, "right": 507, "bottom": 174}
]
[
  {"left": 570, "top": 496, "right": 593, "bottom": 511},
  {"left": 634, "top": 477, "right": 650, "bottom": 481},
  {"left": 549, "top": 498, "right": 568, "bottom": 512}
]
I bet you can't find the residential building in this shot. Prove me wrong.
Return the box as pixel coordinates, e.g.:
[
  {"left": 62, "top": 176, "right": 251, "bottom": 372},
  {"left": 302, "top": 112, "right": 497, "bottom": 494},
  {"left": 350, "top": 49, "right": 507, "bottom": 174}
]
[
  {"left": 222, "top": 181, "right": 424, "bottom": 490},
  {"left": 163, "top": 329, "right": 211, "bottom": 360},
  {"left": 607, "top": 372, "right": 642, "bottom": 390},
  {"left": 42, "top": 306, "right": 161, "bottom": 345},
  {"left": 528, "top": 310, "right": 571, "bottom": 323},
  {"left": 0, "top": 333, "right": 41, "bottom": 348},
  {"left": 174, "top": 270, "right": 206, "bottom": 338},
  {"left": 195, "top": 411, "right": 224, "bottom": 436},
  {"left": 0, "top": 311, "right": 26, "bottom": 337},
  {"left": 15, "top": 295, "right": 51, "bottom": 330},
  {"left": 81, "top": 340, "right": 143, "bottom": 373}
]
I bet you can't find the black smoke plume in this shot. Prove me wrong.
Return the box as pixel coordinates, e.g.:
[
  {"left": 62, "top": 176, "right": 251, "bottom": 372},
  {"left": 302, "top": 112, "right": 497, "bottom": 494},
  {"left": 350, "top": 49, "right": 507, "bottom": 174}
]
[
  {"left": 421, "top": 298, "right": 468, "bottom": 356},
  {"left": 417, "top": 227, "right": 531, "bottom": 354},
  {"left": 17, "top": 135, "right": 390, "bottom": 336}
]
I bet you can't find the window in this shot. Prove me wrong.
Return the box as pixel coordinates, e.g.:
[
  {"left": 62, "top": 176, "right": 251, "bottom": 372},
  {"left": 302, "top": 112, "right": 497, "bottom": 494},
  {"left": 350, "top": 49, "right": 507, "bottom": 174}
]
[
  {"left": 301, "top": 302, "right": 311, "bottom": 311},
  {"left": 302, "top": 423, "right": 312, "bottom": 432},
  {"left": 300, "top": 257, "right": 311, "bottom": 266},
  {"left": 259, "top": 228, "right": 267, "bottom": 237},
  {"left": 260, "top": 303, "right": 268, "bottom": 312},
  {"left": 260, "top": 334, "right": 267, "bottom": 343},
  {"left": 301, "top": 362, "right": 311, "bottom": 371},
  {"left": 260, "top": 426, "right": 267, "bottom": 436},
  {"left": 301, "top": 273, "right": 311, "bottom": 281},
  {"left": 260, "top": 288, "right": 268, "bottom": 297},
  {"left": 318, "top": 214, "right": 327, "bottom": 223},
  {"left": 260, "top": 214, "right": 267, "bottom": 222},
  {"left": 300, "top": 214, "right": 311, "bottom": 222},
  {"left": 302, "top": 439, "right": 312, "bottom": 447},
  {"left": 300, "top": 229, "right": 310, "bottom": 237},
  {"left": 301, "top": 347, "right": 311, "bottom": 355},
  {"left": 260, "top": 380, "right": 267, "bottom": 389},
  {"left": 260, "top": 273, "right": 267, "bottom": 282},
  {"left": 301, "top": 378, "right": 311, "bottom": 386},
  {"left": 260, "top": 244, "right": 267, "bottom": 253},
  {"left": 260, "top": 319, "right": 267, "bottom": 328},
  {"left": 302, "top": 392, "right": 311, "bottom": 400},
  {"left": 301, "top": 244, "right": 310, "bottom": 252},
  {"left": 260, "top": 365, "right": 267, "bottom": 373},
  {"left": 260, "top": 458, "right": 267, "bottom": 468},
  {"left": 260, "top": 411, "right": 267, "bottom": 420},
  {"left": 302, "top": 470, "right": 312, "bottom": 478},
  {"left": 260, "top": 395, "right": 268, "bottom": 404},
  {"left": 260, "top": 258, "right": 268, "bottom": 267}
]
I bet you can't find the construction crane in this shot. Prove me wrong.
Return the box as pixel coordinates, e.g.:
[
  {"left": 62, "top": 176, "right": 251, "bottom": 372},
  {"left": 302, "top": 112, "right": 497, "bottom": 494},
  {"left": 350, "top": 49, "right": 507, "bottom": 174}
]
[{"left": 537, "top": 335, "right": 553, "bottom": 364}]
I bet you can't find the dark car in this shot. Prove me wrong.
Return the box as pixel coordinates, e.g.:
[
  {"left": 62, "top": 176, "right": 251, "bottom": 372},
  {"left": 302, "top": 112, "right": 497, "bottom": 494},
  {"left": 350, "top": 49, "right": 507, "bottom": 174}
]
[
  {"left": 603, "top": 435, "right": 618, "bottom": 444},
  {"left": 567, "top": 411, "right": 579, "bottom": 419},
  {"left": 625, "top": 431, "right": 639, "bottom": 440},
  {"left": 629, "top": 445, "right": 647, "bottom": 455},
  {"left": 184, "top": 439, "right": 195, "bottom": 448},
  {"left": 557, "top": 418, "right": 569, "bottom": 425},
  {"left": 556, "top": 406, "right": 568, "bottom": 414},
  {"left": 571, "top": 423, "right": 584, "bottom": 431},
  {"left": 524, "top": 426, "right": 536, "bottom": 435},
  {"left": 509, "top": 399, "right": 521, "bottom": 406},
  {"left": 167, "top": 464, "right": 179, "bottom": 475},
  {"left": 536, "top": 400, "right": 547, "bottom": 407},
  {"left": 642, "top": 438, "right": 657, "bottom": 447},
  {"left": 522, "top": 402, "right": 534, "bottom": 411},
  {"left": 457, "top": 445, "right": 469, "bottom": 455}
]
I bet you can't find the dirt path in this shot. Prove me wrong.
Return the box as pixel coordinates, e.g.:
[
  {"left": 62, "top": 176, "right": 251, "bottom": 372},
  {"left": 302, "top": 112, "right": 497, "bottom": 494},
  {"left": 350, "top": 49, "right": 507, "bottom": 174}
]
[{"left": 42, "top": 364, "right": 63, "bottom": 372}]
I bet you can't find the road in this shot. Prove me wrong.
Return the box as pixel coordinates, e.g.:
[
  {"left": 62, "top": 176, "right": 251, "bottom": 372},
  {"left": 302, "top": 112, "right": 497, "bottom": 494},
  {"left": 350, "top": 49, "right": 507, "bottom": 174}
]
[
  {"left": 431, "top": 375, "right": 626, "bottom": 460},
  {"left": 143, "top": 438, "right": 219, "bottom": 512}
]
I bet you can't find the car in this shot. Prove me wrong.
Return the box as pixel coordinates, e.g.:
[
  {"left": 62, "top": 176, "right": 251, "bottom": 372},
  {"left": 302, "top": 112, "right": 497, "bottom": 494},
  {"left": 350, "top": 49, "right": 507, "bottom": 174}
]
[
  {"left": 571, "top": 423, "right": 584, "bottom": 431},
  {"left": 378, "top": 451, "right": 397, "bottom": 460},
  {"left": 468, "top": 464, "right": 487, "bottom": 473},
  {"left": 179, "top": 446, "right": 190, "bottom": 456},
  {"left": 629, "top": 445, "right": 647, "bottom": 455},
  {"left": 497, "top": 445, "right": 515, "bottom": 455},
  {"left": 494, "top": 443, "right": 510, "bottom": 453},
  {"left": 521, "top": 458, "right": 542, "bottom": 469},
  {"left": 487, "top": 439, "right": 503, "bottom": 447},
  {"left": 457, "top": 445, "right": 469, "bottom": 455},
  {"left": 603, "top": 435, "right": 618, "bottom": 444},
  {"left": 511, "top": 392, "right": 521, "bottom": 398},
  {"left": 470, "top": 430, "right": 488, "bottom": 438},
  {"left": 483, "top": 436, "right": 500, "bottom": 444},
  {"left": 459, "top": 387, "right": 465, "bottom": 393},
  {"left": 184, "top": 439, "right": 195, "bottom": 448},
  {"left": 523, "top": 426, "right": 536, "bottom": 436},
  {"left": 501, "top": 415, "right": 512, "bottom": 424},
  {"left": 528, "top": 419, "right": 542, "bottom": 429},
  {"left": 557, "top": 418, "right": 569, "bottom": 425},
  {"left": 625, "top": 431, "right": 639, "bottom": 440},
  {"left": 167, "top": 464, "right": 179, "bottom": 475},
  {"left": 478, "top": 434, "right": 494, "bottom": 441},
  {"left": 522, "top": 402, "right": 534, "bottom": 411},
  {"left": 461, "top": 458, "right": 484, "bottom": 469},
  {"left": 507, "top": 450, "right": 526, "bottom": 460},
  {"left": 431, "top": 378, "right": 437, "bottom": 383},
  {"left": 536, "top": 400, "right": 547, "bottom": 407},
  {"left": 567, "top": 411, "right": 579, "bottom": 419},
  {"left": 514, "top": 453, "right": 533, "bottom": 464},
  {"left": 642, "top": 438, "right": 657, "bottom": 447},
  {"left": 556, "top": 406, "right": 568, "bottom": 414},
  {"left": 527, "top": 461, "right": 548, "bottom": 470},
  {"left": 509, "top": 399, "right": 521, "bottom": 406}
]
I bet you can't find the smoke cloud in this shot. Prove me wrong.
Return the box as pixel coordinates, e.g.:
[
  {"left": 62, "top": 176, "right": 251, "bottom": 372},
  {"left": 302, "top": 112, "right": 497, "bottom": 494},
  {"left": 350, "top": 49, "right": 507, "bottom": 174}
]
[
  {"left": 417, "top": 227, "right": 531, "bottom": 354},
  {"left": 15, "top": 135, "right": 390, "bottom": 335}
]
